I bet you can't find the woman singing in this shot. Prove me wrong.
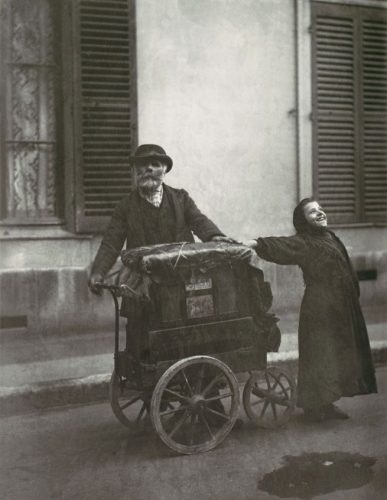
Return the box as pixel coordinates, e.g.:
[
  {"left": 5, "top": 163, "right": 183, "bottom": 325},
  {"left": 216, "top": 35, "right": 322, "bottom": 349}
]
[{"left": 245, "top": 198, "right": 377, "bottom": 421}]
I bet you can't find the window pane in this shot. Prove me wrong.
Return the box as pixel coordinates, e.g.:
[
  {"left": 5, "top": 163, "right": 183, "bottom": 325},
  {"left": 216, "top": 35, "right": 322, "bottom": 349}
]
[{"left": 1, "top": 0, "right": 61, "bottom": 222}]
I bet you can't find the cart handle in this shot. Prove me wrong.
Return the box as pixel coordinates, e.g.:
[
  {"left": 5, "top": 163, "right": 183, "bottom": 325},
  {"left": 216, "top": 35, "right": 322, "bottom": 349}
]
[{"left": 94, "top": 282, "right": 122, "bottom": 365}]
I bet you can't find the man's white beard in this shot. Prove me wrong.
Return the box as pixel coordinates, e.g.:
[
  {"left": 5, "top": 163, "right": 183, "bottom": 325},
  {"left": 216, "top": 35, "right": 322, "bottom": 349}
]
[{"left": 138, "top": 178, "right": 162, "bottom": 192}]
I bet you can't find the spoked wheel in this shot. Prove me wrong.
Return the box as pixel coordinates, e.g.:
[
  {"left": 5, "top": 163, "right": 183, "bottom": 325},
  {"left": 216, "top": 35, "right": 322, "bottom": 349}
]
[
  {"left": 243, "top": 366, "right": 296, "bottom": 429},
  {"left": 151, "top": 356, "right": 240, "bottom": 455},
  {"left": 109, "top": 371, "right": 152, "bottom": 433}
]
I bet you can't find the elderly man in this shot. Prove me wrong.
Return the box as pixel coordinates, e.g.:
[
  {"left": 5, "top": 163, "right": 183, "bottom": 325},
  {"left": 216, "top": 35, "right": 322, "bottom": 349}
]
[
  {"left": 88, "top": 145, "right": 240, "bottom": 428},
  {"left": 89, "top": 144, "right": 231, "bottom": 294}
]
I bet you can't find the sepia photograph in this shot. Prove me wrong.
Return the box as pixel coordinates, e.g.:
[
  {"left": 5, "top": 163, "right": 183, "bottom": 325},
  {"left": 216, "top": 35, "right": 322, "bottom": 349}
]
[{"left": 0, "top": 0, "right": 386, "bottom": 498}]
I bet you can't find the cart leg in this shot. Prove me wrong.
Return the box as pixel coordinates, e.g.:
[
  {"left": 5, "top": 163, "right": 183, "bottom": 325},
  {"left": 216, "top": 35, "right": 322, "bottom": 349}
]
[{"left": 109, "top": 371, "right": 152, "bottom": 433}]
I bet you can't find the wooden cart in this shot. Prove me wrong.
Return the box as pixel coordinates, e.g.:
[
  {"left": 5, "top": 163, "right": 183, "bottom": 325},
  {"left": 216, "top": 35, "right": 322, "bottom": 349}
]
[{"left": 99, "top": 242, "right": 296, "bottom": 455}]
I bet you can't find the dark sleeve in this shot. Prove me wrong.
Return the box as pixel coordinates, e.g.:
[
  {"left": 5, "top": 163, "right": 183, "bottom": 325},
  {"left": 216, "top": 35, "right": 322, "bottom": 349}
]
[
  {"left": 256, "top": 235, "right": 308, "bottom": 266},
  {"left": 91, "top": 200, "right": 128, "bottom": 276},
  {"left": 182, "top": 190, "right": 225, "bottom": 241},
  {"left": 331, "top": 232, "right": 361, "bottom": 297}
]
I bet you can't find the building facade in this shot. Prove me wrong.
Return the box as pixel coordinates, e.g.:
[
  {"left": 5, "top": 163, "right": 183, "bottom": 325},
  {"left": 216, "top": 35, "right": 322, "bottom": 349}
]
[{"left": 1, "top": 0, "right": 386, "bottom": 334}]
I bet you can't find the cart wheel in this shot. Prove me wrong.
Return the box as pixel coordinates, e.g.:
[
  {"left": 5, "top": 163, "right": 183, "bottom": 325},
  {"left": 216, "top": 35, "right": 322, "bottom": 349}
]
[
  {"left": 151, "top": 356, "right": 240, "bottom": 455},
  {"left": 243, "top": 366, "right": 296, "bottom": 429},
  {"left": 109, "top": 371, "right": 151, "bottom": 433}
]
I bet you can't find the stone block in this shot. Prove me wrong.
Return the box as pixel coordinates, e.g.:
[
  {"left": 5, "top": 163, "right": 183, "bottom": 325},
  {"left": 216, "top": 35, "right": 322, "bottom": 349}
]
[{"left": 0, "top": 268, "right": 115, "bottom": 335}]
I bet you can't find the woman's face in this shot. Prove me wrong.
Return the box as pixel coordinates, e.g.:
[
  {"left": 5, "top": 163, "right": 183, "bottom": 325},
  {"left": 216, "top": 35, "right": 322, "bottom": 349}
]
[{"left": 303, "top": 201, "right": 328, "bottom": 229}]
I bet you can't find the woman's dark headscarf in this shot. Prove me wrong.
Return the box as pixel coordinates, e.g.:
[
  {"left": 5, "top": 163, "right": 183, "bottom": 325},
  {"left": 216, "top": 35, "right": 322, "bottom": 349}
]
[{"left": 293, "top": 197, "right": 326, "bottom": 235}]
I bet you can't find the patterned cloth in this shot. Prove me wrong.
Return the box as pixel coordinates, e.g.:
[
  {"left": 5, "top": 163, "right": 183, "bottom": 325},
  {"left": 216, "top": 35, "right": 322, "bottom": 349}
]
[{"left": 138, "top": 185, "right": 163, "bottom": 207}]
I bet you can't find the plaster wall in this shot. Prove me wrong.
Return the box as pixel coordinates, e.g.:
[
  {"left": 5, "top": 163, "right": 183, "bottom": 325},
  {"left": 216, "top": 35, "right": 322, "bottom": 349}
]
[
  {"left": 136, "top": 0, "right": 298, "bottom": 240},
  {"left": 133, "top": 0, "right": 387, "bottom": 318}
]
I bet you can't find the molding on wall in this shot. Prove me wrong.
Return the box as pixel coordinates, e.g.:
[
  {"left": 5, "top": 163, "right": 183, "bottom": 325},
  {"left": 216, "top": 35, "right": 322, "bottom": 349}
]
[{"left": 0, "top": 226, "right": 93, "bottom": 241}]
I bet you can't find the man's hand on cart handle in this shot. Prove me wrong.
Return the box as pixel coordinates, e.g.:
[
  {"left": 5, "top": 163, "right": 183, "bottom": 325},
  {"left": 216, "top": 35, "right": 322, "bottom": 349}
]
[
  {"left": 88, "top": 272, "right": 104, "bottom": 295},
  {"left": 88, "top": 277, "right": 138, "bottom": 298}
]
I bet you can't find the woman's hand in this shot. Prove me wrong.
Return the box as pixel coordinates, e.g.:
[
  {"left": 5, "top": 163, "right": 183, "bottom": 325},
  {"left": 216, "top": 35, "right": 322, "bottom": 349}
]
[
  {"left": 243, "top": 239, "right": 258, "bottom": 249},
  {"left": 211, "top": 235, "right": 238, "bottom": 244}
]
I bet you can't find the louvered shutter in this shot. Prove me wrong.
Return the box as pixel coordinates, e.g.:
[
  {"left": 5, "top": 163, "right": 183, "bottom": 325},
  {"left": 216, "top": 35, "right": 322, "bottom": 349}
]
[
  {"left": 312, "top": 3, "right": 387, "bottom": 224},
  {"left": 312, "top": 4, "right": 358, "bottom": 223},
  {"left": 72, "top": 0, "right": 137, "bottom": 232},
  {"left": 362, "top": 10, "right": 387, "bottom": 221}
]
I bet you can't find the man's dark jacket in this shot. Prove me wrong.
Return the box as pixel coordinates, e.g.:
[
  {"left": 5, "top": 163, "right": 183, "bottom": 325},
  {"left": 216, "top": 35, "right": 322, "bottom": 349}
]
[{"left": 91, "top": 184, "right": 223, "bottom": 276}]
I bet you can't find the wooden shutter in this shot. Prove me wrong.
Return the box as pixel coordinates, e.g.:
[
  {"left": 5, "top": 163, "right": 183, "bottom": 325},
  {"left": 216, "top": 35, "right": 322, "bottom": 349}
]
[
  {"left": 362, "top": 10, "right": 387, "bottom": 221},
  {"left": 312, "top": 3, "right": 387, "bottom": 224},
  {"left": 72, "top": 0, "right": 137, "bottom": 232},
  {"left": 312, "top": 3, "right": 358, "bottom": 223}
]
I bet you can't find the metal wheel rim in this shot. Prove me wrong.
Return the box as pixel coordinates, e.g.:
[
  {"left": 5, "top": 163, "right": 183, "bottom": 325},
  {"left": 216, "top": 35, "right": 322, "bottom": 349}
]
[
  {"left": 243, "top": 366, "right": 296, "bottom": 429},
  {"left": 109, "top": 371, "right": 151, "bottom": 433},
  {"left": 151, "top": 356, "right": 240, "bottom": 455}
]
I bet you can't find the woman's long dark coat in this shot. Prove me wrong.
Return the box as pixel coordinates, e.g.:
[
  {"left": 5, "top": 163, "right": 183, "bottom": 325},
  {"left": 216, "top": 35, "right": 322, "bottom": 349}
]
[{"left": 256, "top": 231, "right": 377, "bottom": 409}]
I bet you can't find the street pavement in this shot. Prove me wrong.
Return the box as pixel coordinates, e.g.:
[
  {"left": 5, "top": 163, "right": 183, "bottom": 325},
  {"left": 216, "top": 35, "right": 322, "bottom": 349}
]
[
  {"left": 1, "top": 304, "right": 386, "bottom": 416},
  {"left": 0, "top": 365, "right": 386, "bottom": 500}
]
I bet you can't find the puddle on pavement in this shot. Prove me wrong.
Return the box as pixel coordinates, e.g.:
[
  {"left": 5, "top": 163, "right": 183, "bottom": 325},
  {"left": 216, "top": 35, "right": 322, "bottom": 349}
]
[{"left": 258, "top": 451, "right": 376, "bottom": 499}]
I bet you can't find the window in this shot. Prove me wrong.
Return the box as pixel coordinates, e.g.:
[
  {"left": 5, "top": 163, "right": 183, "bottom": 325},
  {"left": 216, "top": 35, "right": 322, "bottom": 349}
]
[
  {"left": 0, "top": 0, "right": 63, "bottom": 223},
  {"left": 0, "top": 0, "right": 137, "bottom": 232},
  {"left": 311, "top": 2, "right": 387, "bottom": 224}
]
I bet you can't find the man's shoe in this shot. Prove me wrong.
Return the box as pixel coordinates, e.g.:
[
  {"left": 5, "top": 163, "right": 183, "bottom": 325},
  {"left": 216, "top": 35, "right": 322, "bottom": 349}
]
[{"left": 322, "top": 404, "right": 349, "bottom": 420}]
